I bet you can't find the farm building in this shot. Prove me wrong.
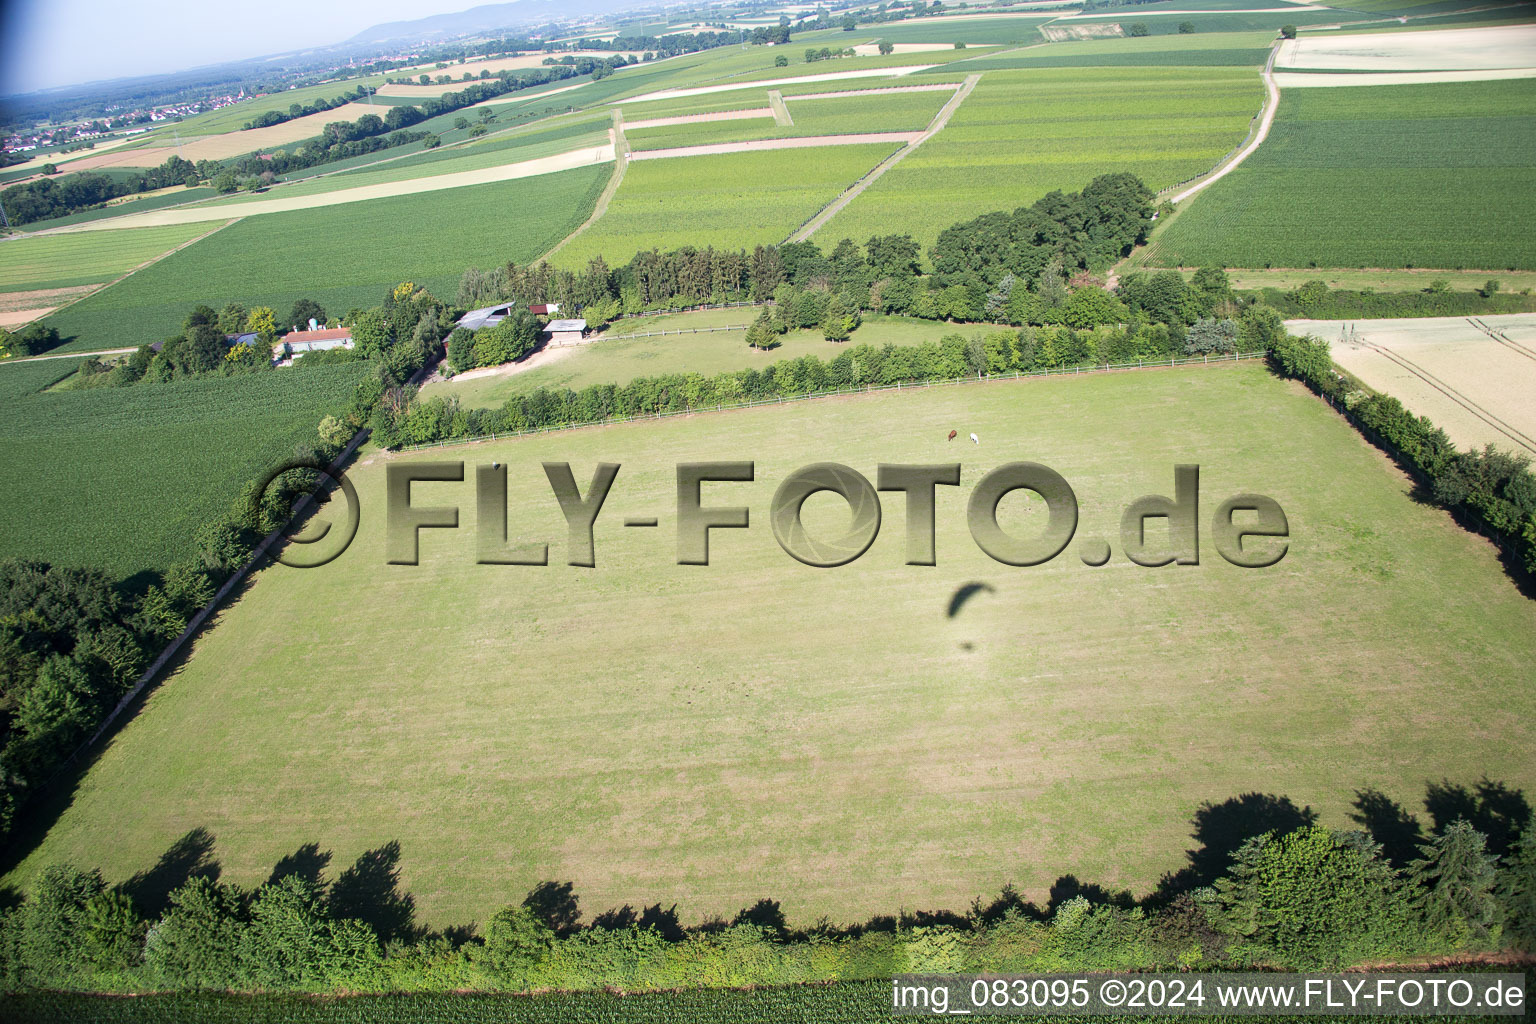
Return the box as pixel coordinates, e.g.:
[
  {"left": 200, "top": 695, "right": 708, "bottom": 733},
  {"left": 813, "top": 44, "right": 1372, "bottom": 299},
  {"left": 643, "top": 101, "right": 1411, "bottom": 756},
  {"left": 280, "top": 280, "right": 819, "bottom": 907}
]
[
  {"left": 544, "top": 319, "right": 587, "bottom": 346},
  {"left": 225, "top": 331, "right": 258, "bottom": 348},
  {"left": 275, "top": 327, "right": 354, "bottom": 364},
  {"left": 458, "top": 301, "right": 563, "bottom": 331},
  {"left": 457, "top": 304, "right": 513, "bottom": 332}
]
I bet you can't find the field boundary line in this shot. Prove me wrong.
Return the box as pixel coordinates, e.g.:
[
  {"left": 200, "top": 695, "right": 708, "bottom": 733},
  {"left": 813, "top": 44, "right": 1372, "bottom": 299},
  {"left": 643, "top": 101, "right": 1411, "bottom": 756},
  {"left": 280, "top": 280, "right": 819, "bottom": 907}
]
[
  {"left": 539, "top": 111, "right": 628, "bottom": 263},
  {"left": 398, "top": 349, "right": 1268, "bottom": 452},
  {"left": 1167, "top": 41, "right": 1280, "bottom": 206},
  {"left": 0, "top": 218, "right": 240, "bottom": 335},
  {"left": 787, "top": 73, "right": 980, "bottom": 243}
]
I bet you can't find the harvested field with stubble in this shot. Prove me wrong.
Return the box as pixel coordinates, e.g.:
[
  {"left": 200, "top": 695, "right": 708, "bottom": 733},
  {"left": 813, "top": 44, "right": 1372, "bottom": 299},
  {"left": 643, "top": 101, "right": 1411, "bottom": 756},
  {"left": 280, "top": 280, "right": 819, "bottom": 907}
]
[
  {"left": 10, "top": 363, "right": 1535, "bottom": 929},
  {"left": 1301, "top": 313, "right": 1536, "bottom": 456}
]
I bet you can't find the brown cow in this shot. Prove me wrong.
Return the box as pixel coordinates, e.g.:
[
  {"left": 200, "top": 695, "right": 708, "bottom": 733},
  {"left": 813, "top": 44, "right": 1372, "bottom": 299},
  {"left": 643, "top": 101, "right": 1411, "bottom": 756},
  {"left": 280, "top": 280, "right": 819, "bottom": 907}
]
[{"left": 948, "top": 430, "right": 957, "bottom": 441}]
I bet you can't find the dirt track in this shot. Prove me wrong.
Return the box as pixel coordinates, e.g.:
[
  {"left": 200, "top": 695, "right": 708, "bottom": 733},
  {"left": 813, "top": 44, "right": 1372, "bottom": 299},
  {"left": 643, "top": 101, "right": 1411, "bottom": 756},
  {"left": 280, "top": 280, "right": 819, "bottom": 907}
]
[
  {"left": 35, "top": 144, "right": 617, "bottom": 232},
  {"left": 791, "top": 74, "right": 978, "bottom": 242},
  {"left": 1168, "top": 44, "right": 1278, "bottom": 206},
  {"left": 628, "top": 133, "right": 923, "bottom": 161}
]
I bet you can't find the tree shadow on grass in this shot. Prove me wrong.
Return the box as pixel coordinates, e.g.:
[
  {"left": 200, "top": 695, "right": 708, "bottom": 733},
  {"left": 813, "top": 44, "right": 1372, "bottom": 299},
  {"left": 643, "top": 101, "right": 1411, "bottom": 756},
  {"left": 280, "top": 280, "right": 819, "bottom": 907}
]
[
  {"left": 118, "top": 826, "right": 221, "bottom": 917},
  {"left": 523, "top": 880, "right": 581, "bottom": 937},
  {"left": 1149, "top": 792, "right": 1317, "bottom": 906},
  {"left": 1350, "top": 788, "right": 1424, "bottom": 869},
  {"left": 1424, "top": 777, "right": 1531, "bottom": 858},
  {"left": 330, "top": 840, "right": 422, "bottom": 944},
  {"left": 267, "top": 842, "right": 332, "bottom": 889}
]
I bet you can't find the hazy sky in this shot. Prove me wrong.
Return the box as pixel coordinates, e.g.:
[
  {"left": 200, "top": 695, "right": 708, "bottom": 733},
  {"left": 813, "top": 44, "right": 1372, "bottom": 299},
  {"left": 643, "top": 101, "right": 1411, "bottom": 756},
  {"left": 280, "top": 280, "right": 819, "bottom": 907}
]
[{"left": 2, "top": 0, "right": 483, "bottom": 95}]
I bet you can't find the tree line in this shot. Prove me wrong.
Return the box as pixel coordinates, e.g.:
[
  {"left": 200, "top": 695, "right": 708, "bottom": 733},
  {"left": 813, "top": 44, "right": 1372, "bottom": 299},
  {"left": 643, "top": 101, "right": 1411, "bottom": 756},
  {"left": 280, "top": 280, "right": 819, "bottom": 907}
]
[
  {"left": 0, "top": 784, "right": 1532, "bottom": 994},
  {"left": 0, "top": 285, "right": 447, "bottom": 845}
]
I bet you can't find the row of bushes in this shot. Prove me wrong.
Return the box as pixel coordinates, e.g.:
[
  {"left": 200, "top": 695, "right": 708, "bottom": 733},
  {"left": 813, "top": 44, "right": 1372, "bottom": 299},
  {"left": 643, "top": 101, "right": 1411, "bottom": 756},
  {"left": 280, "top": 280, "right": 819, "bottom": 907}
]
[
  {"left": 2, "top": 809, "right": 1532, "bottom": 993},
  {"left": 1269, "top": 333, "right": 1536, "bottom": 576},
  {"left": 376, "top": 303, "right": 1283, "bottom": 449},
  {"left": 1255, "top": 278, "right": 1536, "bottom": 320}
]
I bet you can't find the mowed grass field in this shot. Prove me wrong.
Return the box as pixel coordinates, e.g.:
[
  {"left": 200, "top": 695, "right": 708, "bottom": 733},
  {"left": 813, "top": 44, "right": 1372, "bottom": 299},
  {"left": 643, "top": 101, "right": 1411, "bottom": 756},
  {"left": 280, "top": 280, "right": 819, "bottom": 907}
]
[
  {"left": 1144, "top": 80, "right": 1536, "bottom": 270},
  {"left": 42, "top": 164, "right": 610, "bottom": 353},
  {"left": 553, "top": 144, "right": 900, "bottom": 269},
  {"left": 820, "top": 66, "right": 1264, "bottom": 250},
  {"left": 433, "top": 311, "right": 1017, "bottom": 408},
  {"left": 0, "top": 362, "right": 371, "bottom": 578},
  {"left": 0, "top": 222, "right": 227, "bottom": 295},
  {"left": 11, "top": 363, "right": 1535, "bottom": 927}
]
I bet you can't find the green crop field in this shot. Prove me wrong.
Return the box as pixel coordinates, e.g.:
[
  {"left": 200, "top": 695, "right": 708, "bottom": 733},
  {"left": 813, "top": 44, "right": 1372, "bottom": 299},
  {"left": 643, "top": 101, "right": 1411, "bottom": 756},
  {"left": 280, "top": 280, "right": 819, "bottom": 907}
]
[
  {"left": 435, "top": 310, "right": 1015, "bottom": 408},
  {"left": 9, "top": 363, "right": 1534, "bottom": 928},
  {"left": 0, "top": 221, "right": 225, "bottom": 295},
  {"left": 865, "top": 15, "right": 1053, "bottom": 45},
  {"left": 1059, "top": 10, "right": 1352, "bottom": 35},
  {"left": 946, "top": 31, "right": 1276, "bottom": 70},
  {"left": 819, "top": 66, "right": 1263, "bottom": 250},
  {"left": 553, "top": 144, "right": 899, "bottom": 269},
  {"left": 1143, "top": 80, "right": 1536, "bottom": 271},
  {"left": 0, "top": 363, "right": 370, "bottom": 578},
  {"left": 42, "top": 164, "right": 610, "bottom": 353},
  {"left": 624, "top": 91, "right": 947, "bottom": 150}
]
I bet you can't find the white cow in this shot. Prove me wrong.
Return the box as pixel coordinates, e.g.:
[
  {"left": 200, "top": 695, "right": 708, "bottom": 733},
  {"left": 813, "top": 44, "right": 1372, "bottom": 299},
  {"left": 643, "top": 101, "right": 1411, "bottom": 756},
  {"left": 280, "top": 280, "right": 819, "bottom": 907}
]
[{"left": 969, "top": 433, "right": 979, "bottom": 445}]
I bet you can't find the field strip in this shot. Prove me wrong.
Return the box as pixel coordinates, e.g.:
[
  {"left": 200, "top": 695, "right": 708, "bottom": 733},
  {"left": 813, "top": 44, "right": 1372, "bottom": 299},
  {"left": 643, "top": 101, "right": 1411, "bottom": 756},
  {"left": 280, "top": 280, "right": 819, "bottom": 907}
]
[
  {"left": 1274, "top": 68, "right": 1536, "bottom": 87},
  {"left": 1168, "top": 44, "right": 1279, "bottom": 206},
  {"left": 32, "top": 145, "right": 617, "bottom": 233},
  {"left": 790, "top": 73, "right": 979, "bottom": 243},
  {"left": 0, "top": 219, "right": 237, "bottom": 332},
  {"left": 1062, "top": 5, "right": 1326, "bottom": 15},
  {"left": 622, "top": 66, "right": 940, "bottom": 103},
  {"left": 540, "top": 112, "right": 629, "bottom": 263},
  {"left": 783, "top": 83, "right": 961, "bottom": 100},
  {"left": 628, "top": 132, "right": 923, "bottom": 161},
  {"left": 1362, "top": 340, "right": 1536, "bottom": 455},
  {"left": 768, "top": 91, "right": 793, "bottom": 126},
  {"left": 624, "top": 108, "right": 774, "bottom": 130}
]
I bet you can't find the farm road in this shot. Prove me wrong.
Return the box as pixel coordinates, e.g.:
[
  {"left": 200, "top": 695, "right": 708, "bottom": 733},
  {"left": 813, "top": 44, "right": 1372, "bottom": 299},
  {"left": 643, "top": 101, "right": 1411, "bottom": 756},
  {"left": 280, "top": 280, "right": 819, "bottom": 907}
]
[
  {"left": 1169, "top": 44, "right": 1279, "bottom": 206},
  {"left": 32, "top": 144, "right": 617, "bottom": 233},
  {"left": 789, "top": 73, "right": 980, "bottom": 243}
]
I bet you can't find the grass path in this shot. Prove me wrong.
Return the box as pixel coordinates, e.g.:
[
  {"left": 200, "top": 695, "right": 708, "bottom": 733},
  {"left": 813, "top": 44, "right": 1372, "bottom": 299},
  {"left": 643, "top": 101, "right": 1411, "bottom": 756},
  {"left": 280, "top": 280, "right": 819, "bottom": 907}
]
[
  {"left": 540, "top": 113, "right": 630, "bottom": 263},
  {"left": 792, "top": 74, "right": 978, "bottom": 243}
]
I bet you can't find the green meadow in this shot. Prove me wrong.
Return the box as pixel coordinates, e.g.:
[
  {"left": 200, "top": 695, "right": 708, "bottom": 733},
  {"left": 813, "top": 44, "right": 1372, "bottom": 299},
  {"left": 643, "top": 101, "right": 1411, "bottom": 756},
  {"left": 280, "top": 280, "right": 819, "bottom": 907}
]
[{"left": 10, "top": 363, "right": 1534, "bottom": 927}]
